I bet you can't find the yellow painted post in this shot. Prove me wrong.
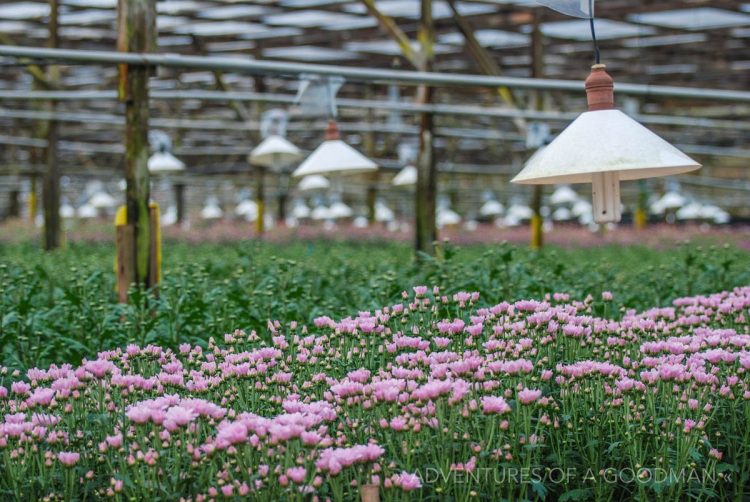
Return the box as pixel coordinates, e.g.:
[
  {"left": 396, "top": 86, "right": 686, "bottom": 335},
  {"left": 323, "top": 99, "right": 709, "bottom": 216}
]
[
  {"left": 28, "top": 176, "right": 37, "bottom": 222},
  {"left": 634, "top": 180, "right": 648, "bottom": 230},
  {"left": 530, "top": 213, "right": 543, "bottom": 250}
]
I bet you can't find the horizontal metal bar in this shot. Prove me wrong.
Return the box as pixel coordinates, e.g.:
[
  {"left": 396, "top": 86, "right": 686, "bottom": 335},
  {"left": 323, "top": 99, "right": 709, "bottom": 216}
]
[
  {"left": 0, "top": 107, "right": 525, "bottom": 141},
  {"left": 1, "top": 89, "right": 749, "bottom": 132},
  {"left": 2, "top": 45, "right": 750, "bottom": 102}
]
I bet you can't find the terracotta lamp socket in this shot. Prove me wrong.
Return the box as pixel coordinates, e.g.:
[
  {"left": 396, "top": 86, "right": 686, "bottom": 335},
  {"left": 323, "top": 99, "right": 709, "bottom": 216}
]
[
  {"left": 585, "top": 64, "right": 615, "bottom": 112},
  {"left": 324, "top": 119, "right": 340, "bottom": 141}
]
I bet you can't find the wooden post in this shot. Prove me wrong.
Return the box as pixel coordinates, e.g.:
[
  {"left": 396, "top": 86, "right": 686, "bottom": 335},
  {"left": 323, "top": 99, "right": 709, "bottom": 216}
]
[
  {"left": 116, "top": 224, "right": 135, "bottom": 303},
  {"left": 118, "top": 0, "right": 156, "bottom": 290},
  {"left": 529, "top": 10, "right": 544, "bottom": 250},
  {"left": 174, "top": 182, "right": 185, "bottom": 225},
  {"left": 359, "top": 0, "right": 434, "bottom": 254},
  {"left": 8, "top": 190, "right": 20, "bottom": 218},
  {"left": 415, "top": 0, "right": 437, "bottom": 256},
  {"left": 255, "top": 165, "right": 265, "bottom": 234},
  {"left": 277, "top": 179, "right": 287, "bottom": 224},
  {"left": 363, "top": 85, "right": 378, "bottom": 224},
  {"left": 149, "top": 202, "right": 161, "bottom": 287},
  {"left": 43, "top": 0, "right": 61, "bottom": 250}
]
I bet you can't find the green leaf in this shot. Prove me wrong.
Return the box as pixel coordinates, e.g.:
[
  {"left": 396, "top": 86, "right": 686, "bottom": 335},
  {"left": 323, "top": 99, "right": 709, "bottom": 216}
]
[{"left": 559, "top": 488, "right": 593, "bottom": 501}]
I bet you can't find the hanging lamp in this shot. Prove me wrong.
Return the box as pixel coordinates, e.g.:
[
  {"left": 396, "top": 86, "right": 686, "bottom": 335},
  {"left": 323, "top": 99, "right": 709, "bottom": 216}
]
[
  {"left": 292, "top": 120, "right": 377, "bottom": 178},
  {"left": 512, "top": 65, "right": 701, "bottom": 223}
]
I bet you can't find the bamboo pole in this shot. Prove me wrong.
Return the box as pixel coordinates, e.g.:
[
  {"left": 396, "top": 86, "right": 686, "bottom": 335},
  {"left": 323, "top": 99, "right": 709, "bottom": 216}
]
[
  {"left": 42, "top": 0, "right": 61, "bottom": 250},
  {"left": 529, "top": 10, "right": 544, "bottom": 250},
  {"left": 117, "top": 0, "right": 156, "bottom": 291},
  {"left": 415, "top": 0, "right": 436, "bottom": 256}
]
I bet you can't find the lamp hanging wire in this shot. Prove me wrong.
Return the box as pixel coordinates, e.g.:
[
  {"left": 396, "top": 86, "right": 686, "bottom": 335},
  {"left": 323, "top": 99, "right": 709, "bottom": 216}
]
[{"left": 535, "top": 0, "right": 599, "bottom": 63}]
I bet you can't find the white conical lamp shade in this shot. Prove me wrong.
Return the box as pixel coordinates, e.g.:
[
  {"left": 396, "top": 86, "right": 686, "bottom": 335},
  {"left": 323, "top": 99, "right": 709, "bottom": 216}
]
[
  {"left": 297, "top": 175, "right": 330, "bottom": 192},
  {"left": 512, "top": 110, "right": 700, "bottom": 185},
  {"left": 148, "top": 151, "right": 185, "bottom": 174},
  {"left": 293, "top": 140, "right": 377, "bottom": 177},
  {"left": 392, "top": 165, "right": 417, "bottom": 186},
  {"left": 292, "top": 120, "right": 377, "bottom": 178},
  {"left": 250, "top": 135, "right": 301, "bottom": 169},
  {"left": 512, "top": 65, "right": 700, "bottom": 224}
]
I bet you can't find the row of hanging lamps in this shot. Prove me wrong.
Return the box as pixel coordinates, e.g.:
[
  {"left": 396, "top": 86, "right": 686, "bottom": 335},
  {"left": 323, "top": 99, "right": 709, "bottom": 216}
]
[{"left": 512, "top": 2, "right": 701, "bottom": 223}]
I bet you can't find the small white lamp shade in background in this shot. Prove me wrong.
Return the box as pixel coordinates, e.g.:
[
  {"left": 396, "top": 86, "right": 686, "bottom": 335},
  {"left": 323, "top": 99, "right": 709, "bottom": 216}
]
[
  {"left": 479, "top": 199, "right": 505, "bottom": 218},
  {"left": 650, "top": 190, "right": 686, "bottom": 215},
  {"left": 201, "top": 197, "right": 223, "bottom": 220},
  {"left": 552, "top": 207, "right": 573, "bottom": 221},
  {"left": 549, "top": 185, "right": 579, "bottom": 205},
  {"left": 291, "top": 199, "right": 311, "bottom": 219},
  {"left": 374, "top": 201, "right": 395, "bottom": 222},
  {"left": 437, "top": 208, "right": 461, "bottom": 228},
  {"left": 148, "top": 151, "right": 185, "bottom": 175},
  {"left": 60, "top": 200, "right": 75, "bottom": 219},
  {"left": 161, "top": 206, "right": 178, "bottom": 226},
  {"left": 701, "top": 204, "right": 730, "bottom": 224},
  {"left": 89, "top": 191, "right": 117, "bottom": 210},
  {"left": 353, "top": 216, "right": 369, "bottom": 228},
  {"left": 676, "top": 202, "right": 703, "bottom": 221},
  {"left": 506, "top": 202, "right": 533, "bottom": 222},
  {"left": 292, "top": 120, "right": 377, "bottom": 178},
  {"left": 235, "top": 199, "right": 259, "bottom": 221},
  {"left": 329, "top": 200, "right": 353, "bottom": 219},
  {"left": 77, "top": 203, "right": 97, "bottom": 219},
  {"left": 249, "top": 136, "right": 301, "bottom": 171},
  {"left": 571, "top": 199, "right": 593, "bottom": 219},
  {"left": 512, "top": 65, "right": 700, "bottom": 223},
  {"left": 392, "top": 165, "right": 417, "bottom": 186},
  {"left": 297, "top": 175, "right": 330, "bottom": 192},
  {"left": 311, "top": 205, "right": 332, "bottom": 221}
]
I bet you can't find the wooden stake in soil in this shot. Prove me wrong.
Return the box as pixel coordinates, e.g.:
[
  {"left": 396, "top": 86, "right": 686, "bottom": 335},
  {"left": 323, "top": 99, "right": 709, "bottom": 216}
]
[
  {"left": 43, "top": 0, "right": 61, "bottom": 250},
  {"left": 117, "top": 0, "right": 156, "bottom": 295}
]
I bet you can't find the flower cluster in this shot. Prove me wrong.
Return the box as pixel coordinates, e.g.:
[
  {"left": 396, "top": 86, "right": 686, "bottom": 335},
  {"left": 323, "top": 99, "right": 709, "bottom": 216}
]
[{"left": 0, "top": 286, "right": 748, "bottom": 500}]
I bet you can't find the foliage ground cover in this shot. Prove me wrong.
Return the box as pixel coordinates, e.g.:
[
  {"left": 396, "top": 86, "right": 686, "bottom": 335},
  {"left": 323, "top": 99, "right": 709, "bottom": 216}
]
[
  {"left": 0, "top": 285, "right": 748, "bottom": 500},
  {"left": 1, "top": 239, "right": 748, "bottom": 372}
]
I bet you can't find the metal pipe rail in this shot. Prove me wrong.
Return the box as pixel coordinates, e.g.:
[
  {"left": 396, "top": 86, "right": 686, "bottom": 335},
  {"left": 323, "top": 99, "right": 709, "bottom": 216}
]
[
  {"left": 1, "top": 89, "right": 749, "bottom": 131},
  {"left": 3, "top": 45, "right": 750, "bottom": 103}
]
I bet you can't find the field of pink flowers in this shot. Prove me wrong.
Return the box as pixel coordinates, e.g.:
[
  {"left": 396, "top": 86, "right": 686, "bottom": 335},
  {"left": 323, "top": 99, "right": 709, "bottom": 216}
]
[{"left": 1, "top": 286, "right": 748, "bottom": 501}]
